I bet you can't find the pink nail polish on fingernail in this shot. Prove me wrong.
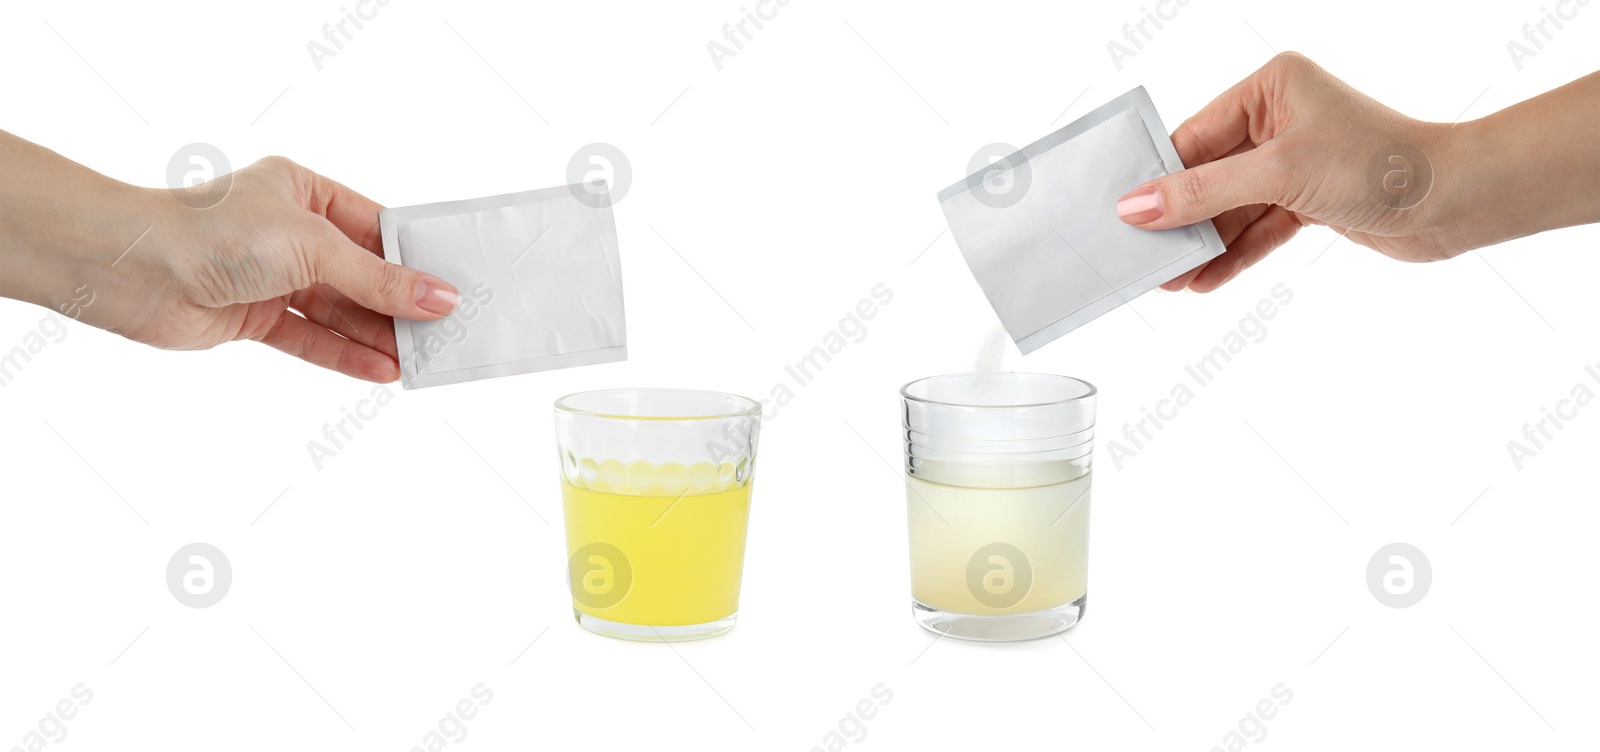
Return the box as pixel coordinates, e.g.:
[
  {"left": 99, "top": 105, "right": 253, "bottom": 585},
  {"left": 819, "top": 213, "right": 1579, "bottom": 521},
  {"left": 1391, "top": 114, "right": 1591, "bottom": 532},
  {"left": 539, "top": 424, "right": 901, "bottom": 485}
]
[
  {"left": 416, "top": 280, "right": 460, "bottom": 315},
  {"left": 1116, "top": 186, "right": 1164, "bottom": 224}
]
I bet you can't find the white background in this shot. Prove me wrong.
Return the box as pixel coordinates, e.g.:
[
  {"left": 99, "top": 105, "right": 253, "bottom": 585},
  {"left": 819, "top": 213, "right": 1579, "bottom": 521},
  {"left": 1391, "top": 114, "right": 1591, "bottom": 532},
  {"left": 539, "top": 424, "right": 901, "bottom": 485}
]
[{"left": 2, "top": 1, "right": 1597, "bottom": 749}]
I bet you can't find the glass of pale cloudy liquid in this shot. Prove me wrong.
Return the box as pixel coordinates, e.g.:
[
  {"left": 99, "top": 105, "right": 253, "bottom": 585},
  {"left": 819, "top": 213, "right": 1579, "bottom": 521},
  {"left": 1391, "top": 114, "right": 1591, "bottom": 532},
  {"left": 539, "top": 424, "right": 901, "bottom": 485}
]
[
  {"left": 902, "top": 373, "right": 1095, "bottom": 642},
  {"left": 555, "top": 389, "right": 761, "bottom": 641}
]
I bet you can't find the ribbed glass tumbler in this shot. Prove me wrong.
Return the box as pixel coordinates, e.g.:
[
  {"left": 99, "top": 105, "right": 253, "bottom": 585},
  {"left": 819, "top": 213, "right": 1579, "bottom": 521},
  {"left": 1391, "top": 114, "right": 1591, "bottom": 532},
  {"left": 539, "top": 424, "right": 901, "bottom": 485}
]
[
  {"left": 556, "top": 388, "right": 761, "bottom": 642},
  {"left": 902, "top": 373, "right": 1095, "bottom": 642}
]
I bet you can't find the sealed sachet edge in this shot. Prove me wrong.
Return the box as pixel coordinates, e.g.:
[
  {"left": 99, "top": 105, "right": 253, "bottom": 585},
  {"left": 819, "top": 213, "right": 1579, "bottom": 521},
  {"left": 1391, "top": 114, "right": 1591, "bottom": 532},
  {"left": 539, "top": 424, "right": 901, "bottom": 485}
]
[
  {"left": 382, "top": 182, "right": 613, "bottom": 229},
  {"left": 380, "top": 183, "right": 627, "bottom": 389},
  {"left": 937, "top": 86, "right": 1227, "bottom": 354}
]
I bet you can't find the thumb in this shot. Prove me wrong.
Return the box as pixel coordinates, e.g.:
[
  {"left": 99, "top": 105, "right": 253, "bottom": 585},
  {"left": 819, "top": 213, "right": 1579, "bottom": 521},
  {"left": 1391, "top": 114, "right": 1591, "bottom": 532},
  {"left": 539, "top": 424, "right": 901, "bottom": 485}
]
[
  {"left": 1116, "top": 149, "right": 1288, "bottom": 231},
  {"left": 311, "top": 228, "right": 460, "bottom": 320}
]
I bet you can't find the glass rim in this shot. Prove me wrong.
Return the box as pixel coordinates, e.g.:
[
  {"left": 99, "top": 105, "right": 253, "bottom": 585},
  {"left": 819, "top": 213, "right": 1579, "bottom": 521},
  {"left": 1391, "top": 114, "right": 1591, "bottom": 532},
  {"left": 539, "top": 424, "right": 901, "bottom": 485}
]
[
  {"left": 554, "top": 387, "right": 762, "bottom": 421},
  {"left": 900, "top": 372, "right": 1097, "bottom": 410}
]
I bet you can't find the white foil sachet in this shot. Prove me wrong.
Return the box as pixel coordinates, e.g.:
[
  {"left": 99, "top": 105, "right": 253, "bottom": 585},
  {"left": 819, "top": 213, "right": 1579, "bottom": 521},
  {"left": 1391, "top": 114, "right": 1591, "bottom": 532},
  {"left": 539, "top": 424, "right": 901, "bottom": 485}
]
[
  {"left": 381, "top": 184, "right": 627, "bottom": 389},
  {"left": 938, "top": 87, "right": 1226, "bottom": 354}
]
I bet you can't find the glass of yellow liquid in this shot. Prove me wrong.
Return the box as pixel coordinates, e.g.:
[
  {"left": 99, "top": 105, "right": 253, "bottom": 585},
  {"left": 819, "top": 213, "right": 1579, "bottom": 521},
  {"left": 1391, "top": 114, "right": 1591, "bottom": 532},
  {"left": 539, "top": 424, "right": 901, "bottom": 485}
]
[
  {"left": 555, "top": 389, "right": 761, "bottom": 642},
  {"left": 902, "top": 373, "right": 1095, "bottom": 642}
]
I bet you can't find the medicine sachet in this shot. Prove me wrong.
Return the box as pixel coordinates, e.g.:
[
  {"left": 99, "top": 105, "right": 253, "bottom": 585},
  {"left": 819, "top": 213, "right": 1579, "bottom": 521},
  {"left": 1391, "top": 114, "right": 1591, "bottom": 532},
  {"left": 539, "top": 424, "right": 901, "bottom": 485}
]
[
  {"left": 381, "top": 184, "right": 627, "bottom": 389},
  {"left": 938, "top": 87, "right": 1226, "bottom": 354}
]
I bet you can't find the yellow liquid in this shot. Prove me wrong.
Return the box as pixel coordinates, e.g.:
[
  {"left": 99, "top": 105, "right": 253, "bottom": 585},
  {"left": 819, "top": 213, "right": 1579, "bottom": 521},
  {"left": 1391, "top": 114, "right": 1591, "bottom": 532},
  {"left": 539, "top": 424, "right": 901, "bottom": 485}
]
[
  {"left": 907, "top": 471, "right": 1089, "bottom": 615},
  {"left": 562, "top": 464, "right": 751, "bottom": 627}
]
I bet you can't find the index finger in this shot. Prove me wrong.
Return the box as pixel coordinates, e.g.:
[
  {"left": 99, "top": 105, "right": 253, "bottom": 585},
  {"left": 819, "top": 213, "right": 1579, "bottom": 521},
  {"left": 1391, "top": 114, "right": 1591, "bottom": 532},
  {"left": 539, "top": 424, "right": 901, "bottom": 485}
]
[
  {"left": 1170, "top": 56, "right": 1282, "bottom": 167},
  {"left": 301, "top": 169, "right": 387, "bottom": 256}
]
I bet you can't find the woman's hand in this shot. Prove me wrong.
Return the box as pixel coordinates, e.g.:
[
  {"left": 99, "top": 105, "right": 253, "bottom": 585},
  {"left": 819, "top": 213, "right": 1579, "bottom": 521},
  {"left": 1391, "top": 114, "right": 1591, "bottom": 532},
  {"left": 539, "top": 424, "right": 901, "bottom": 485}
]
[
  {"left": 1117, "top": 53, "right": 1600, "bottom": 292},
  {"left": 0, "top": 132, "right": 460, "bottom": 382}
]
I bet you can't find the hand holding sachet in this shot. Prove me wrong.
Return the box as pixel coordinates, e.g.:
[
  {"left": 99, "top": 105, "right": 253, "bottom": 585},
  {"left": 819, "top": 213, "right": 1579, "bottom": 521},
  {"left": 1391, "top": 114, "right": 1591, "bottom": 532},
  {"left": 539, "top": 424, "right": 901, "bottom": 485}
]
[{"left": 939, "top": 87, "right": 1227, "bottom": 354}]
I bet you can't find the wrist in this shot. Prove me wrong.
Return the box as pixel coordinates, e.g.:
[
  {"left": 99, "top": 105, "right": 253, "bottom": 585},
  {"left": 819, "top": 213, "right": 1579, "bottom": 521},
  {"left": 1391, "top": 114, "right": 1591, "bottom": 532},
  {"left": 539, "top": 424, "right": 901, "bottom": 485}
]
[
  {"left": 1432, "top": 106, "right": 1600, "bottom": 252},
  {"left": 1407, "top": 120, "right": 1488, "bottom": 253},
  {"left": 4, "top": 177, "right": 177, "bottom": 315},
  {"left": 1431, "top": 118, "right": 1514, "bottom": 250}
]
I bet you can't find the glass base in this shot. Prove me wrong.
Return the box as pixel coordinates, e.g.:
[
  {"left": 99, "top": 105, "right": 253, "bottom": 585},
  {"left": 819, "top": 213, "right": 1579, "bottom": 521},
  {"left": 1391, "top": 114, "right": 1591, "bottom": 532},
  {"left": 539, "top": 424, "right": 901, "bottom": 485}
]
[
  {"left": 912, "top": 594, "right": 1086, "bottom": 642},
  {"left": 574, "top": 609, "right": 737, "bottom": 642}
]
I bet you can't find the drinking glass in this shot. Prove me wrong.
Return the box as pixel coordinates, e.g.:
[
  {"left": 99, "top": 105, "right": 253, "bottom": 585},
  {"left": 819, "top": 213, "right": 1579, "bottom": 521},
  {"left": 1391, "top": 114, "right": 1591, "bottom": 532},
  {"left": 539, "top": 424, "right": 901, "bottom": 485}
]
[
  {"left": 555, "top": 389, "right": 761, "bottom": 641},
  {"left": 902, "top": 373, "right": 1095, "bottom": 642}
]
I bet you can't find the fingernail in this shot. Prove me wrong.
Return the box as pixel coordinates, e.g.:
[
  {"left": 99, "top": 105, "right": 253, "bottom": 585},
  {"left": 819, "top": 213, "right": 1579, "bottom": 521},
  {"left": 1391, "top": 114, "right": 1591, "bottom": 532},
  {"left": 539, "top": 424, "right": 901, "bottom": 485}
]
[
  {"left": 416, "top": 279, "right": 460, "bottom": 316},
  {"left": 1117, "top": 185, "right": 1163, "bottom": 224}
]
